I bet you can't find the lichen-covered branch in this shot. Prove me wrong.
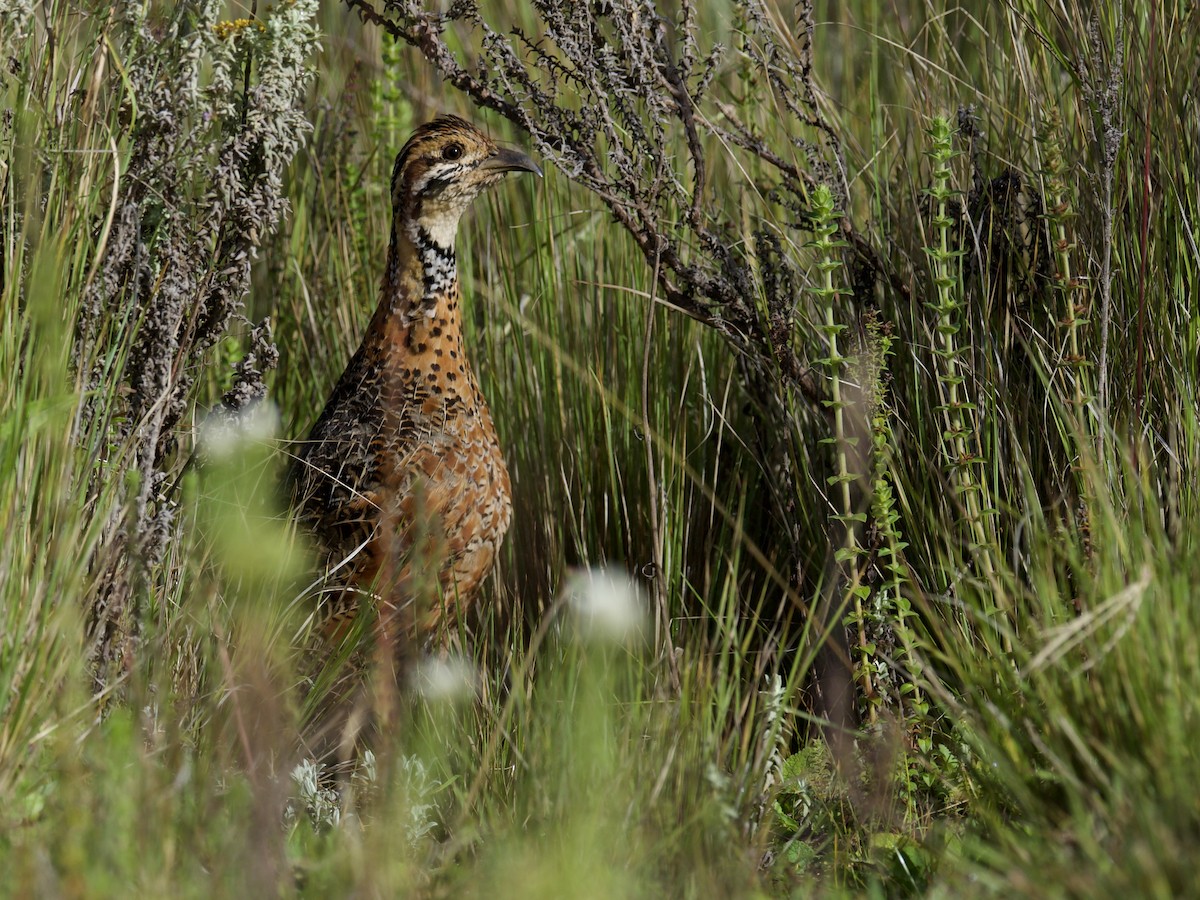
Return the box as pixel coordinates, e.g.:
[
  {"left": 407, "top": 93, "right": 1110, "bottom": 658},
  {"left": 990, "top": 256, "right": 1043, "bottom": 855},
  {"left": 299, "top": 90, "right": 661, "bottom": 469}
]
[
  {"left": 74, "top": 0, "right": 318, "bottom": 683},
  {"left": 342, "top": 0, "right": 907, "bottom": 405}
]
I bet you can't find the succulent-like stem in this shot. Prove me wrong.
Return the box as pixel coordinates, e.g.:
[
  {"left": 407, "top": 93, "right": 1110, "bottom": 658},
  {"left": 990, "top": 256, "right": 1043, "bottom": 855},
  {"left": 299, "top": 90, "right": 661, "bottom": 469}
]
[
  {"left": 1041, "top": 111, "right": 1093, "bottom": 423},
  {"left": 811, "top": 184, "right": 874, "bottom": 716},
  {"left": 923, "top": 118, "right": 1002, "bottom": 613},
  {"left": 866, "top": 320, "right": 922, "bottom": 710}
]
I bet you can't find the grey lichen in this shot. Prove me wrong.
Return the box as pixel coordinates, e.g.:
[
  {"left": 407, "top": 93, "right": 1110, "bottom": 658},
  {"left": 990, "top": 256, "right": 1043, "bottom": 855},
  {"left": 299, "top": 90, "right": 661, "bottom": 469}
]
[{"left": 74, "top": 0, "right": 318, "bottom": 687}]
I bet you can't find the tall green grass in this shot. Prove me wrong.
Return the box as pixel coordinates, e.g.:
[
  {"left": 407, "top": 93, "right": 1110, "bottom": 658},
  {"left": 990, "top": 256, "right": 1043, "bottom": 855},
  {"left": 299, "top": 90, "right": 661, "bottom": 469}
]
[{"left": 2, "top": 0, "right": 1199, "bottom": 896}]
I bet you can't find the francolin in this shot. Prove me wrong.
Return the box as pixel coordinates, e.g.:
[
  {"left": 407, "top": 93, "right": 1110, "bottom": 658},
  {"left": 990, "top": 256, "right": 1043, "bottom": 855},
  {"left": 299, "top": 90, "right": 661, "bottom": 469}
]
[{"left": 289, "top": 115, "right": 540, "bottom": 659}]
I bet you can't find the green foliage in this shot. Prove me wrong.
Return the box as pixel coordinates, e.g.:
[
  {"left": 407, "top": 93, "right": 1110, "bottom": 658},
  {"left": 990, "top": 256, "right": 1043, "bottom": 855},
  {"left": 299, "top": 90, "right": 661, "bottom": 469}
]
[
  {"left": 810, "top": 183, "right": 879, "bottom": 717},
  {"left": 921, "top": 115, "right": 999, "bottom": 589},
  {"left": 768, "top": 738, "right": 943, "bottom": 896},
  {"left": 1039, "top": 109, "right": 1093, "bottom": 418},
  {"left": 2, "top": 1, "right": 1200, "bottom": 897}
]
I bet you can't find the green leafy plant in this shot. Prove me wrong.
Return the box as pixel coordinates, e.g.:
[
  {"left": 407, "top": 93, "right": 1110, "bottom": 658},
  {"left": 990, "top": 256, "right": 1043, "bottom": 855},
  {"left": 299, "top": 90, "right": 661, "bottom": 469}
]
[
  {"left": 811, "top": 183, "right": 877, "bottom": 716},
  {"left": 922, "top": 115, "right": 1001, "bottom": 620}
]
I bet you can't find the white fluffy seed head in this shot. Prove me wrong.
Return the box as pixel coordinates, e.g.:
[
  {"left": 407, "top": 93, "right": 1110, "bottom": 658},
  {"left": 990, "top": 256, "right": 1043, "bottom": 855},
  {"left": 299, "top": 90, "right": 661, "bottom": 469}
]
[
  {"left": 412, "top": 653, "right": 479, "bottom": 702},
  {"left": 565, "top": 567, "right": 647, "bottom": 644},
  {"left": 199, "top": 400, "right": 280, "bottom": 462}
]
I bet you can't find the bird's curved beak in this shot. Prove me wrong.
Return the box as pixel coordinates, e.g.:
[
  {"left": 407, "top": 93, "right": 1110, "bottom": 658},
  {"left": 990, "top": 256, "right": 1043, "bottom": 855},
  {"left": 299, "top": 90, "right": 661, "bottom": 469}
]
[{"left": 480, "top": 146, "right": 543, "bottom": 177}]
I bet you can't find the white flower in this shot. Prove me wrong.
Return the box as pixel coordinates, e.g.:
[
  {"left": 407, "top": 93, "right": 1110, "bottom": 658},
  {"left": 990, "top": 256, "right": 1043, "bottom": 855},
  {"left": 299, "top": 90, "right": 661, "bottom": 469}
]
[
  {"left": 412, "top": 654, "right": 479, "bottom": 702},
  {"left": 565, "top": 568, "right": 647, "bottom": 643},
  {"left": 199, "top": 400, "right": 280, "bottom": 461}
]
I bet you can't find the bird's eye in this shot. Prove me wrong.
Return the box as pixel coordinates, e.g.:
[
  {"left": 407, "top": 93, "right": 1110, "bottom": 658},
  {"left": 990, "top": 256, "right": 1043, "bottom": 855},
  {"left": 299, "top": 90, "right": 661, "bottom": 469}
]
[{"left": 442, "top": 142, "right": 464, "bottom": 161}]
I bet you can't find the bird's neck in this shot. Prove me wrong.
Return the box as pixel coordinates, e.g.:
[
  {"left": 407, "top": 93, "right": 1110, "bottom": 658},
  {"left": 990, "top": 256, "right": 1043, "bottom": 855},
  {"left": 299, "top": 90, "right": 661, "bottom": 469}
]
[
  {"left": 368, "top": 220, "right": 467, "bottom": 360},
  {"left": 381, "top": 219, "right": 459, "bottom": 321}
]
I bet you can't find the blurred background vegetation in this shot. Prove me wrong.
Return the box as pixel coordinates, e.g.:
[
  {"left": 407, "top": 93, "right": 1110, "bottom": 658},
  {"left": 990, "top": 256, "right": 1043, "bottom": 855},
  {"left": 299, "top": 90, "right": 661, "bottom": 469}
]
[{"left": 1, "top": 0, "right": 1198, "bottom": 896}]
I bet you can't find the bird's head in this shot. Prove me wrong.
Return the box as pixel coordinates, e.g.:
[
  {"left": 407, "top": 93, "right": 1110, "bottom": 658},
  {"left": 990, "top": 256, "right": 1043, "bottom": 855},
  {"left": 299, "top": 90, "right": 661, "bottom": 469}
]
[{"left": 390, "top": 115, "right": 542, "bottom": 249}]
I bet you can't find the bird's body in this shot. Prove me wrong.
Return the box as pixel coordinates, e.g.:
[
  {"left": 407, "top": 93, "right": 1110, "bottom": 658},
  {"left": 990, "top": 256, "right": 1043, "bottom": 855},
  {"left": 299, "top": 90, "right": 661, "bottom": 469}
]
[{"left": 289, "top": 116, "right": 540, "bottom": 648}]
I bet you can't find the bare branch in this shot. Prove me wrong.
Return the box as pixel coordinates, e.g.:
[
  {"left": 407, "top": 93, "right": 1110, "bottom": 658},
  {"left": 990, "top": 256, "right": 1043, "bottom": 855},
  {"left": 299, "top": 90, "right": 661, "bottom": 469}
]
[{"left": 344, "top": 0, "right": 906, "bottom": 409}]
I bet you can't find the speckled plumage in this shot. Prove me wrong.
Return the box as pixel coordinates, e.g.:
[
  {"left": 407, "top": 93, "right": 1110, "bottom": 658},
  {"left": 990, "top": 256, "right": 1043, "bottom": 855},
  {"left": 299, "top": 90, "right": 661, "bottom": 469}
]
[{"left": 289, "top": 116, "right": 540, "bottom": 648}]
